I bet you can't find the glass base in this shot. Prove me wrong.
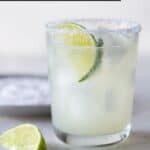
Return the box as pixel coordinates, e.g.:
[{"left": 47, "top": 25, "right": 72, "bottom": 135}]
[{"left": 53, "top": 124, "right": 131, "bottom": 147}]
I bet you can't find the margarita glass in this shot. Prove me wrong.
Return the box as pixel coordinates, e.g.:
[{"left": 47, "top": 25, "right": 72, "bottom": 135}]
[{"left": 47, "top": 19, "right": 141, "bottom": 147}]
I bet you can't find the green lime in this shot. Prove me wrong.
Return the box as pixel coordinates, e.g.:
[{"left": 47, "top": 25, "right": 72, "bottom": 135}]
[
  {"left": 56, "top": 22, "right": 85, "bottom": 30},
  {"left": 54, "top": 22, "right": 103, "bottom": 82},
  {"left": 0, "top": 124, "right": 46, "bottom": 150}
]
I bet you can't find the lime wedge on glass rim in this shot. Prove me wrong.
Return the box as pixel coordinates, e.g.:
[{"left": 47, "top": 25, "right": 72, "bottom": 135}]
[
  {"left": 0, "top": 124, "right": 46, "bottom": 150},
  {"left": 53, "top": 22, "right": 103, "bottom": 82}
]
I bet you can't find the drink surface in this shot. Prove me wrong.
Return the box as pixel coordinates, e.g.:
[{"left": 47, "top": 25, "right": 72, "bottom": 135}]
[{"left": 47, "top": 21, "right": 138, "bottom": 136}]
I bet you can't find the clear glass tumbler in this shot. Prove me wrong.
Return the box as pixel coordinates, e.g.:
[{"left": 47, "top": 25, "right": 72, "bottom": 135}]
[{"left": 47, "top": 19, "right": 141, "bottom": 147}]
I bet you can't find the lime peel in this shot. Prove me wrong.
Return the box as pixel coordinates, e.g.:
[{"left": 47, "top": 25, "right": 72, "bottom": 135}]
[{"left": 79, "top": 47, "right": 103, "bottom": 82}]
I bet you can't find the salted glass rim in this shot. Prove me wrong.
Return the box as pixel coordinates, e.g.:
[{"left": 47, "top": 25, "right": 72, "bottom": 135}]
[{"left": 46, "top": 18, "right": 141, "bottom": 33}]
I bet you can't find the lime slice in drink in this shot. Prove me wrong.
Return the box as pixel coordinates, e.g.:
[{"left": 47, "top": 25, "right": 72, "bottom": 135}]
[
  {"left": 54, "top": 22, "right": 103, "bottom": 82},
  {"left": 0, "top": 124, "right": 46, "bottom": 150}
]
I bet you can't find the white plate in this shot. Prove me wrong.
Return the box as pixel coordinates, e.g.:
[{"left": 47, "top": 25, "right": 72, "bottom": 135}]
[
  {"left": 0, "top": 105, "right": 50, "bottom": 116},
  {"left": 0, "top": 76, "right": 51, "bottom": 115}
]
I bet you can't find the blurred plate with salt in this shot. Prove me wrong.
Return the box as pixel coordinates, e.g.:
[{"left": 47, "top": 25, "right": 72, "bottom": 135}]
[{"left": 0, "top": 76, "right": 50, "bottom": 115}]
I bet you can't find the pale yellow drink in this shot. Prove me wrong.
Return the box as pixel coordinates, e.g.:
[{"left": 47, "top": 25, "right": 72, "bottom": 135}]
[{"left": 47, "top": 19, "right": 141, "bottom": 146}]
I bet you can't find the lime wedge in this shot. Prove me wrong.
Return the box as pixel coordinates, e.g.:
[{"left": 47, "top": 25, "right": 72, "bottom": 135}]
[
  {"left": 54, "top": 22, "right": 103, "bottom": 82},
  {"left": 0, "top": 124, "right": 46, "bottom": 150},
  {"left": 56, "top": 22, "right": 85, "bottom": 30}
]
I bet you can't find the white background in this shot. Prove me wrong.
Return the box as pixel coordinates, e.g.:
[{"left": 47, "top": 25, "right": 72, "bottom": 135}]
[{"left": 0, "top": 0, "right": 149, "bottom": 74}]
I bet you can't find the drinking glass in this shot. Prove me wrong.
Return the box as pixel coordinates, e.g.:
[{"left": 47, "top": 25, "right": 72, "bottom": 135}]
[{"left": 47, "top": 19, "right": 141, "bottom": 147}]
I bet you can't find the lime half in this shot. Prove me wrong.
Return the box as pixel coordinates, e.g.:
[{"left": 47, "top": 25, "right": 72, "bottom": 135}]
[
  {"left": 0, "top": 124, "right": 46, "bottom": 150},
  {"left": 54, "top": 22, "right": 103, "bottom": 82}
]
